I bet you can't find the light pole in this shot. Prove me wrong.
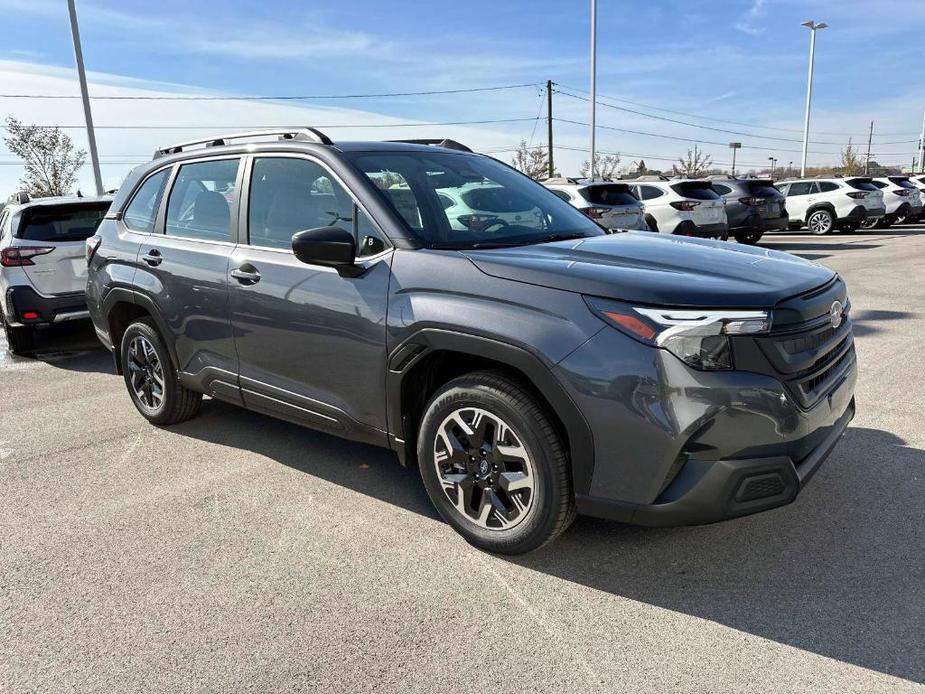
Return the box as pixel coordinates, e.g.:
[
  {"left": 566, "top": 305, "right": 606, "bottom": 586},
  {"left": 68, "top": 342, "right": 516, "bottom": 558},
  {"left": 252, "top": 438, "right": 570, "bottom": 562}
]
[
  {"left": 589, "top": 0, "right": 597, "bottom": 179},
  {"left": 800, "top": 20, "right": 827, "bottom": 178},
  {"left": 729, "top": 142, "right": 741, "bottom": 177},
  {"left": 918, "top": 109, "right": 925, "bottom": 175},
  {"left": 67, "top": 0, "right": 103, "bottom": 196},
  {"left": 768, "top": 157, "right": 777, "bottom": 177}
]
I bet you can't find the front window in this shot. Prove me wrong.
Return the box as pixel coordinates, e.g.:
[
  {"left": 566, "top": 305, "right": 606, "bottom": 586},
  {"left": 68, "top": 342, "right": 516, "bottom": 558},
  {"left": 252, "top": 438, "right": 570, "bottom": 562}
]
[
  {"left": 165, "top": 158, "right": 241, "bottom": 242},
  {"left": 346, "top": 151, "right": 603, "bottom": 249}
]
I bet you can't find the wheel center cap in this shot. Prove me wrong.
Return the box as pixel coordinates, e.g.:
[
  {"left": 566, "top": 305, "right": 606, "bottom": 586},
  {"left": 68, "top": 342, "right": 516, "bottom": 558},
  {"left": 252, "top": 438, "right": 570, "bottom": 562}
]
[{"left": 478, "top": 459, "right": 490, "bottom": 476}]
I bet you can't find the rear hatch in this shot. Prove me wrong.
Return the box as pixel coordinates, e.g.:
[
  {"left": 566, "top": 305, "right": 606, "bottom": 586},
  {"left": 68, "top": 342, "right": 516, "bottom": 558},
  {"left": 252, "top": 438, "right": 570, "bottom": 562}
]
[
  {"left": 845, "top": 178, "right": 884, "bottom": 212},
  {"left": 888, "top": 176, "right": 922, "bottom": 208},
  {"left": 458, "top": 185, "right": 544, "bottom": 230},
  {"left": 671, "top": 181, "right": 726, "bottom": 226},
  {"left": 745, "top": 179, "right": 786, "bottom": 219},
  {"left": 14, "top": 202, "right": 110, "bottom": 295},
  {"left": 577, "top": 183, "right": 644, "bottom": 230}
]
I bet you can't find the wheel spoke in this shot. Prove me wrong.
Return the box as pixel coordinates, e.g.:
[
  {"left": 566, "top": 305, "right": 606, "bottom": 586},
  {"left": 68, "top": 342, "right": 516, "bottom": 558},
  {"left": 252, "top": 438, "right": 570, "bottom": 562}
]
[{"left": 498, "top": 471, "right": 531, "bottom": 493}]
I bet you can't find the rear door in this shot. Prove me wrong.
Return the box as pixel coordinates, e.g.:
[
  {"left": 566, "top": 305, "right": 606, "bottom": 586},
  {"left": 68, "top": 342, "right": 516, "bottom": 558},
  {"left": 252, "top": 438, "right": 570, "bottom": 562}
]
[
  {"left": 15, "top": 202, "right": 110, "bottom": 295},
  {"left": 783, "top": 181, "right": 815, "bottom": 220},
  {"left": 133, "top": 156, "right": 242, "bottom": 390}
]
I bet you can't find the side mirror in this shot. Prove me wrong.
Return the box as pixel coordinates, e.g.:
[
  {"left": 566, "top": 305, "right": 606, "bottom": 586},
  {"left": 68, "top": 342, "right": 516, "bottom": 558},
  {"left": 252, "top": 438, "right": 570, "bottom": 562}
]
[{"left": 291, "top": 226, "right": 356, "bottom": 269}]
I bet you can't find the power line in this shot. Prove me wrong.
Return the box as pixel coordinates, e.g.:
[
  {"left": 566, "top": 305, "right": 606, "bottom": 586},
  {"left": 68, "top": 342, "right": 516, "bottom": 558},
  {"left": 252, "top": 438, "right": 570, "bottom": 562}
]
[
  {"left": 0, "top": 83, "right": 541, "bottom": 101},
  {"left": 555, "top": 82, "right": 921, "bottom": 139},
  {"left": 556, "top": 89, "right": 919, "bottom": 147},
  {"left": 0, "top": 117, "right": 542, "bottom": 131}
]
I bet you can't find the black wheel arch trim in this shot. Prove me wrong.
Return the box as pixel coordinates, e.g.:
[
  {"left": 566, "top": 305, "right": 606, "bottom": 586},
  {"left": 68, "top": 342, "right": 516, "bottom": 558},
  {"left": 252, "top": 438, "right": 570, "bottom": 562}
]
[
  {"left": 101, "top": 287, "right": 179, "bottom": 375},
  {"left": 804, "top": 203, "right": 837, "bottom": 221},
  {"left": 385, "top": 327, "right": 596, "bottom": 496}
]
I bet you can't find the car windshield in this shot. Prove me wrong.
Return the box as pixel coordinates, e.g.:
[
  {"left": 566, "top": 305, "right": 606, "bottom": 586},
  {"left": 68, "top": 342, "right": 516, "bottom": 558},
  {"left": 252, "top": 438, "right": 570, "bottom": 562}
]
[{"left": 346, "top": 151, "right": 604, "bottom": 249}]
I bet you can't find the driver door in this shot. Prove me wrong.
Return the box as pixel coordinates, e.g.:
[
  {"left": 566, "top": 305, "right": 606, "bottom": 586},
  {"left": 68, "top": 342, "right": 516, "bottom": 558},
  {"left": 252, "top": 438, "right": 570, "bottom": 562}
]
[{"left": 228, "top": 155, "right": 393, "bottom": 438}]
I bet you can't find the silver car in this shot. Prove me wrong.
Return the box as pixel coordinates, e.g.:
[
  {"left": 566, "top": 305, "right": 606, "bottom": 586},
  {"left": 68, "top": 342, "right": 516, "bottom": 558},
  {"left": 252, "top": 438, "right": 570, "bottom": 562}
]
[{"left": 543, "top": 178, "right": 647, "bottom": 231}]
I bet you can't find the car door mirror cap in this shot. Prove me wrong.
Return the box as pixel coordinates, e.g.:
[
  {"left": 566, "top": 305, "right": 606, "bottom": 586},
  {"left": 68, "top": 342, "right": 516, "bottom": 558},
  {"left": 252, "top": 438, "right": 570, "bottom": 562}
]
[{"left": 291, "top": 226, "right": 362, "bottom": 276}]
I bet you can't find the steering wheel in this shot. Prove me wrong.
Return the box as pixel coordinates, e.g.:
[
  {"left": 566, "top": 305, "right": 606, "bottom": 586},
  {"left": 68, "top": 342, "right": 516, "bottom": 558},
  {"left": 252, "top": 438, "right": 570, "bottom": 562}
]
[{"left": 472, "top": 217, "right": 509, "bottom": 233}]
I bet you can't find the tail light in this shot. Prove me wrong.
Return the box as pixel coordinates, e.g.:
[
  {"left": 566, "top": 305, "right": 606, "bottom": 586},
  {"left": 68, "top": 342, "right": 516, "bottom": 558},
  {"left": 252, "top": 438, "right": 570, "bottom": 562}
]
[
  {"left": 738, "top": 196, "right": 760, "bottom": 207},
  {"left": 846, "top": 191, "right": 869, "bottom": 199},
  {"left": 893, "top": 189, "right": 911, "bottom": 197},
  {"left": 581, "top": 207, "right": 609, "bottom": 220},
  {"left": 670, "top": 200, "right": 701, "bottom": 211},
  {"left": 0, "top": 246, "right": 55, "bottom": 267},
  {"left": 86, "top": 235, "right": 102, "bottom": 263}
]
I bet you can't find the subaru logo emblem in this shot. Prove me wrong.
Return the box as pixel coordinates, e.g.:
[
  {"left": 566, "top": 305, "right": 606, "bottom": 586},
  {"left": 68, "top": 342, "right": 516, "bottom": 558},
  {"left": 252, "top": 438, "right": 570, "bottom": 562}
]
[
  {"left": 830, "top": 300, "right": 844, "bottom": 329},
  {"left": 479, "top": 460, "right": 490, "bottom": 475}
]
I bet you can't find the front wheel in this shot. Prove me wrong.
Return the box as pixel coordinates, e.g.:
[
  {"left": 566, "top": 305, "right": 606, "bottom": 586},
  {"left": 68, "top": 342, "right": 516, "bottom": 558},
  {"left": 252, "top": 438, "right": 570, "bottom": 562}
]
[
  {"left": 121, "top": 318, "right": 202, "bottom": 425},
  {"left": 807, "top": 209, "right": 835, "bottom": 235},
  {"left": 734, "top": 228, "right": 763, "bottom": 245},
  {"left": 417, "top": 372, "right": 575, "bottom": 554}
]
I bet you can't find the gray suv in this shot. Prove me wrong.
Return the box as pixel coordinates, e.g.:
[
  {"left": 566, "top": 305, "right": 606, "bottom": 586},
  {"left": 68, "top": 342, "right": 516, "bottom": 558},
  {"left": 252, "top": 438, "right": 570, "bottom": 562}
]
[
  {"left": 86, "top": 129, "right": 857, "bottom": 554},
  {"left": 709, "top": 177, "right": 789, "bottom": 244}
]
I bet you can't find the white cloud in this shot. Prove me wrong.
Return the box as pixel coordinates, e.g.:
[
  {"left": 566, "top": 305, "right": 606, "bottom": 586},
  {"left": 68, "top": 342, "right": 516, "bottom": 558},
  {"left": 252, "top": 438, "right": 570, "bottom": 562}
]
[{"left": 735, "top": 0, "right": 767, "bottom": 36}]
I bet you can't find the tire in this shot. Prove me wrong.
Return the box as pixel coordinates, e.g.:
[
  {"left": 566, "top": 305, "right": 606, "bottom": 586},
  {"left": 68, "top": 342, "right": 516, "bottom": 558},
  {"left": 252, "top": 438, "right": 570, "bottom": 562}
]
[
  {"left": 417, "top": 371, "right": 575, "bottom": 554},
  {"left": 3, "top": 320, "right": 35, "bottom": 355},
  {"left": 734, "top": 229, "right": 763, "bottom": 245},
  {"left": 859, "top": 216, "right": 879, "bottom": 230},
  {"left": 644, "top": 215, "right": 659, "bottom": 233},
  {"left": 875, "top": 216, "right": 893, "bottom": 229},
  {"left": 807, "top": 209, "right": 835, "bottom": 235},
  {"left": 120, "top": 318, "right": 201, "bottom": 425}
]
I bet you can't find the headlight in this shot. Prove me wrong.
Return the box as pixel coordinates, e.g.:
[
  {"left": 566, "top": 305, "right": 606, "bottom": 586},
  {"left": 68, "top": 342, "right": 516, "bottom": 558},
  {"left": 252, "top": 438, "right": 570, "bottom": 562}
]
[{"left": 585, "top": 297, "right": 771, "bottom": 371}]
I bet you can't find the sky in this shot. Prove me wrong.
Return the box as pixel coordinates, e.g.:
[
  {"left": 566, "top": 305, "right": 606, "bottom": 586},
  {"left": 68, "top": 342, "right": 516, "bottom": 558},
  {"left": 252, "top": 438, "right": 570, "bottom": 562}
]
[{"left": 0, "top": 0, "right": 923, "bottom": 193}]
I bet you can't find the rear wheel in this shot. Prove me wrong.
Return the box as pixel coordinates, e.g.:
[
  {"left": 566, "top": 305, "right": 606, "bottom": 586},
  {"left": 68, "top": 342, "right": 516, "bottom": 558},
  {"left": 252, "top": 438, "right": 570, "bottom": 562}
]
[
  {"left": 859, "top": 216, "right": 879, "bottom": 230},
  {"left": 734, "top": 228, "right": 763, "bottom": 245},
  {"left": 121, "top": 318, "right": 201, "bottom": 425},
  {"left": 875, "top": 216, "right": 893, "bottom": 229},
  {"left": 807, "top": 209, "right": 835, "bottom": 235},
  {"left": 2, "top": 319, "right": 35, "bottom": 355},
  {"left": 417, "top": 372, "right": 575, "bottom": 554}
]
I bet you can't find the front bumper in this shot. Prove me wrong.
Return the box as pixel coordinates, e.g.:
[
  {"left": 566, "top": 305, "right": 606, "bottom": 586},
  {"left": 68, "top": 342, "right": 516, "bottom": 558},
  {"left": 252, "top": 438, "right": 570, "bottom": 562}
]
[
  {"left": 555, "top": 321, "right": 858, "bottom": 527},
  {"left": 4, "top": 286, "right": 88, "bottom": 327}
]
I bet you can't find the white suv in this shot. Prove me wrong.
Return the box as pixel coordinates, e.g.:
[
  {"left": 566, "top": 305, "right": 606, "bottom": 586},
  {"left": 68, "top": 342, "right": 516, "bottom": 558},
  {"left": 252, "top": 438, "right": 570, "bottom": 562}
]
[
  {"left": 865, "top": 176, "right": 922, "bottom": 227},
  {"left": 776, "top": 177, "right": 885, "bottom": 234},
  {"left": 542, "top": 178, "right": 646, "bottom": 231},
  {"left": 0, "top": 192, "right": 112, "bottom": 354},
  {"left": 626, "top": 177, "right": 728, "bottom": 239}
]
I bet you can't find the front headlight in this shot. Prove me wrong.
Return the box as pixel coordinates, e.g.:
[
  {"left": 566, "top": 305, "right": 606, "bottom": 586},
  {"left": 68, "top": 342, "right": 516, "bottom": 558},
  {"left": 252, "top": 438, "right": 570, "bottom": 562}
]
[{"left": 585, "top": 297, "right": 771, "bottom": 371}]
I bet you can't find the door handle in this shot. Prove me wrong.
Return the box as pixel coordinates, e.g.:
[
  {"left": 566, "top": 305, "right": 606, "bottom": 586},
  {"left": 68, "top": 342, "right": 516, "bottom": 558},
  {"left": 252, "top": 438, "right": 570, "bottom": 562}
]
[
  {"left": 231, "top": 265, "right": 261, "bottom": 285},
  {"left": 142, "top": 249, "right": 162, "bottom": 266}
]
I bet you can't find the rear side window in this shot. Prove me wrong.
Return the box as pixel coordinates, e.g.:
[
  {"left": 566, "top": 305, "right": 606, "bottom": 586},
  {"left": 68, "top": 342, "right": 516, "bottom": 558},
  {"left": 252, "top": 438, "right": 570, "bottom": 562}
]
[
  {"left": 549, "top": 189, "right": 571, "bottom": 202},
  {"left": 889, "top": 177, "right": 916, "bottom": 189},
  {"left": 818, "top": 182, "right": 839, "bottom": 192},
  {"left": 870, "top": 181, "right": 887, "bottom": 189},
  {"left": 672, "top": 182, "right": 720, "bottom": 200},
  {"left": 17, "top": 203, "right": 110, "bottom": 242},
  {"left": 578, "top": 184, "right": 638, "bottom": 206},
  {"left": 124, "top": 169, "right": 169, "bottom": 233},
  {"left": 747, "top": 182, "right": 784, "bottom": 198},
  {"left": 712, "top": 184, "right": 733, "bottom": 195},
  {"left": 166, "top": 158, "right": 240, "bottom": 242},
  {"left": 638, "top": 185, "right": 664, "bottom": 200},
  {"left": 845, "top": 178, "right": 878, "bottom": 192}
]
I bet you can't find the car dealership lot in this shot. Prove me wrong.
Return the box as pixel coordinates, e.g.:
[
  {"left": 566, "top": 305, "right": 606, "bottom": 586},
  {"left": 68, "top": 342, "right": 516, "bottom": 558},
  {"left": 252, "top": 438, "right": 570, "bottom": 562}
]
[{"left": 1, "top": 229, "right": 923, "bottom": 693}]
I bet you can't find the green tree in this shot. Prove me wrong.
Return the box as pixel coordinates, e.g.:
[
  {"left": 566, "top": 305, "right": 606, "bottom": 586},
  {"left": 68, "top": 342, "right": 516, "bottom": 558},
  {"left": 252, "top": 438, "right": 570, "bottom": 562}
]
[{"left": 3, "top": 117, "right": 86, "bottom": 197}]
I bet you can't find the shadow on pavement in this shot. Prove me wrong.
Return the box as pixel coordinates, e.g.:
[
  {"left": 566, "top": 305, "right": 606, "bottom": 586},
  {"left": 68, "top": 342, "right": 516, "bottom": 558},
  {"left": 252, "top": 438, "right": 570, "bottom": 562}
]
[
  {"left": 850, "top": 309, "right": 916, "bottom": 338},
  {"left": 171, "top": 400, "right": 924, "bottom": 682},
  {"left": 0, "top": 321, "right": 113, "bottom": 374},
  {"left": 511, "top": 426, "right": 925, "bottom": 684}
]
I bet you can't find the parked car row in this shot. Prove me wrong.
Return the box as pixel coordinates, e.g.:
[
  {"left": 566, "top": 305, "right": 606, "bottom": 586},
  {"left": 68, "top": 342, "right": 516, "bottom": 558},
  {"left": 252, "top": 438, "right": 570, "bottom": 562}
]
[
  {"left": 543, "top": 172, "right": 923, "bottom": 240},
  {"left": 1, "top": 130, "right": 859, "bottom": 554}
]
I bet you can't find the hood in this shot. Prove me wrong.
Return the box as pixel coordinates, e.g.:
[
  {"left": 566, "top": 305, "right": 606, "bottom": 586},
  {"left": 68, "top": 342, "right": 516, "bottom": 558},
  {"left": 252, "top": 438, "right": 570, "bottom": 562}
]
[{"left": 462, "top": 232, "right": 835, "bottom": 308}]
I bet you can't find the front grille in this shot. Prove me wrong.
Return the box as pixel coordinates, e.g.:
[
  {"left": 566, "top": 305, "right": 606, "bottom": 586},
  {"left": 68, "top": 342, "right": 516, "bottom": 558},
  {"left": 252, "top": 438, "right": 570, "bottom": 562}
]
[{"left": 780, "top": 325, "right": 836, "bottom": 355}]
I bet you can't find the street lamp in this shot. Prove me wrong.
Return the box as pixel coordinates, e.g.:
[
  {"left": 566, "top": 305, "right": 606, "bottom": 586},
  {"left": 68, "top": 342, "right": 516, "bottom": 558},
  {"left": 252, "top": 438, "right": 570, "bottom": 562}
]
[
  {"left": 729, "top": 142, "right": 742, "bottom": 177},
  {"left": 800, "top": 20, "right": 827, "bottom": 177},
  {"left": 589, "top": 0, "right": 598, "bottom": 179},
  {"left": 768, "top": 157, "right": 777, "bottom": 177}
]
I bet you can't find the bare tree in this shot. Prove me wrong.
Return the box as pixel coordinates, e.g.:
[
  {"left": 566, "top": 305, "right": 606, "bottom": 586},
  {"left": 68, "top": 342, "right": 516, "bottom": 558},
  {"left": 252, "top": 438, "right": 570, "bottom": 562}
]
[
  {"left": 673, "top": 144, "right": 713, "bottom": 178},
  {"left": 3, "top": 117, "right": 86, "bottom": 197},
  {"left": 839, "top": 138, "right": 863, "bottom": 176},
  {"left": 579, "top": 153, "right": 621, "bottom": 179},
  {"left": 510, "top": 140, "right": 549, "bottom": 180}
]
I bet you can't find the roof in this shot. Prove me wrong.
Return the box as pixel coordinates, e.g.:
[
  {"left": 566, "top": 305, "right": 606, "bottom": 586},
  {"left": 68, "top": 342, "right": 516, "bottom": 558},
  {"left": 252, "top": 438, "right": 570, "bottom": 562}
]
[{"left": 5, "top": 194, "right": 112, "bottom": 211}]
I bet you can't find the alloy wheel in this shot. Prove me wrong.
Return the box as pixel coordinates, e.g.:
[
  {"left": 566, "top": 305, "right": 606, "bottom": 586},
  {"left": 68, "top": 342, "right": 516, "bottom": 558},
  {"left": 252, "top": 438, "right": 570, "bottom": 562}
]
[
  {"left": 127, "top": 335, "right": 165, "bottom": 410},
  {"left": 860, "top": 216, "right": 879, "bottom": 230},
  {"left": 433, "top": 407, "right": 535, "bottom": 531},
  {"left": 808, "top": 211, "right": 833, "bottom": 234}
]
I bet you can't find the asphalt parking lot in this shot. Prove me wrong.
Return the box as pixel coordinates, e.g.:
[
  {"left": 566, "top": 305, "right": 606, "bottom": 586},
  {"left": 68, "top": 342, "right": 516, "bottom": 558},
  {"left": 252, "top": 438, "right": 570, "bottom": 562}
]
[{"left": 2, "top": 228, "right": 923, "bottom": 693}]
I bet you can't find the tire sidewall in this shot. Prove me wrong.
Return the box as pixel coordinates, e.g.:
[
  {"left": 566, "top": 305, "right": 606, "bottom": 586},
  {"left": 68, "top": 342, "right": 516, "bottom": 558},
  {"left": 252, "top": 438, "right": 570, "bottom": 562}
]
[
  {"left": 808, "top": 209, "right": 834, "bottom": 235},
  {"left": 120, "top": 320, "right": 176, "bottom": 424},
  {"left": 417, "top": 382, "right": 565, "bottom": 554}
]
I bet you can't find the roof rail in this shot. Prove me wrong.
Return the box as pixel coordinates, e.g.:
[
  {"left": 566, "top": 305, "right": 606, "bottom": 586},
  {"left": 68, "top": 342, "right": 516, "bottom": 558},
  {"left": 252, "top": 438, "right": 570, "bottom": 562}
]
[
  {"left": 633, "top": 174, "right": 670, "bottom": 182},
  {"left": 387, "top": 138, "right": 472, "bottom": 152},
  {"left": 7, "top": 191, "right": 30, "bottom": 204},
  {"left": 543, "top": 176, "right": 582, "bottom": 185},
  {"left": 153, "top": 127, "right": 333, "bottom": 158}
]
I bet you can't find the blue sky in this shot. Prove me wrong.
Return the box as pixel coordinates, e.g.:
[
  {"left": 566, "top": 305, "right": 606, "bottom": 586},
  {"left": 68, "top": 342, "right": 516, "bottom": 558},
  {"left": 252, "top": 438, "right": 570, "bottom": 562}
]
[{"left": 0, "top": 0, "right": 923, "bottom": 191}]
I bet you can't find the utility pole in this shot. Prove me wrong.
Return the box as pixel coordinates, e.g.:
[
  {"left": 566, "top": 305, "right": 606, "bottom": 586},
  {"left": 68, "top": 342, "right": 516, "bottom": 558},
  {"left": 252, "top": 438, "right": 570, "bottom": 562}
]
[
  {"left": 729, "top": 142, "right": 741, "bottom": 177},
  {"left": 546, "top": 80, "right": 554, "bottom": 179},
  {"left": 67, "top": 0, "right": 103, "bottom": 196},
  {"left": 919, "top": 109, "right": 925, "bottom": 174},
  {"left": 864, "top": 120, "right": 873, "bottom": 175},
  {"left": 589, "top": 0, "right": 597, "bottom": 179},
  {"left": 800, "top": 21, "right": 827, "bottom": 177}
]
